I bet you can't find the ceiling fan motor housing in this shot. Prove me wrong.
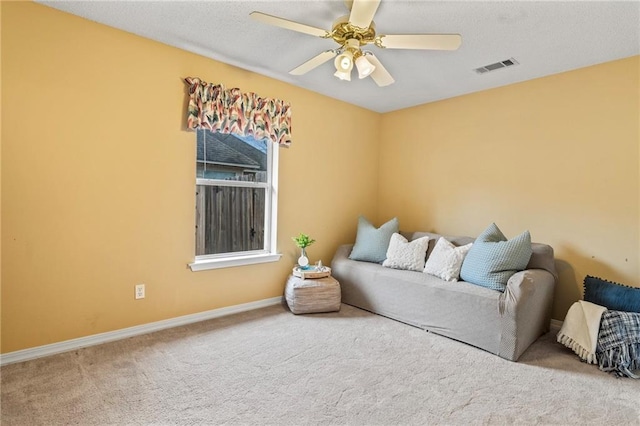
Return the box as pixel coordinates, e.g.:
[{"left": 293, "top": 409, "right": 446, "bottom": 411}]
[{"left": 331, "top": 15, "right": 376, "bottom": 47}]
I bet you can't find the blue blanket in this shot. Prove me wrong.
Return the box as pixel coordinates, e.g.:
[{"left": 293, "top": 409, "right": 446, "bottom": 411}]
[{"left": 596, "top": 310, "right": 640, "bottom": 378}]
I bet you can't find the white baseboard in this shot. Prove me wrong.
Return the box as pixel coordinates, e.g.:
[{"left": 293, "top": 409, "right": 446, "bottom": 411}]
[
  {"left": 550, "top": 319, "right": 563, "bottom": 333},
  {"left": 0, "top": 296, "right": 283, "bottom": 367}
]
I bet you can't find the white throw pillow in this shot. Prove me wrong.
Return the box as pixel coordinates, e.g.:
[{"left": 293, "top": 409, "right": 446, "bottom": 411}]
[
  {"left": 424, "top": 237, "right": 473, "bottom": 282},
  {"left": 382, "top": 233, "right": 430, "bottom": 272}
]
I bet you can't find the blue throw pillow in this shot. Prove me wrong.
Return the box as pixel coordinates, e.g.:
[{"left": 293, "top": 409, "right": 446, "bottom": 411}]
[
  {"left": 460, "top": 223, "right": 532, "bottom": 292},
  {"left": 584, "top": 276, "right": 640, "bottom": 313},
  {"left": 349, "top": 216, "right": 399, "bottom": 264}
]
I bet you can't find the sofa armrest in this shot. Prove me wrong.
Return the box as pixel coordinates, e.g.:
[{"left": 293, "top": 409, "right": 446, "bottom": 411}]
[
  {"left": 501, "top": 269, "right": 555, "bottom": 312},
  {"left": 498, "top": 269, "right": 556, "bottom": 360}
]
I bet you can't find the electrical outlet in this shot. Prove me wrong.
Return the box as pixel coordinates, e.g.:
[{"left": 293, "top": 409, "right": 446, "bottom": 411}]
[{"left": 135, "top": 284, "right": 145, "bottom": 300}]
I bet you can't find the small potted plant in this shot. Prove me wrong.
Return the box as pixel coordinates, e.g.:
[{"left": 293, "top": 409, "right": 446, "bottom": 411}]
[{"left": 292, "top": 233, "right": 315, "bottom": 268}]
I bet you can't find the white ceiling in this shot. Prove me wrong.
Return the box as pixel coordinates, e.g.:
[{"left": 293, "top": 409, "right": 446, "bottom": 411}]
[{"left": 38, "top": 0, "right": 639, "bottom": 113}]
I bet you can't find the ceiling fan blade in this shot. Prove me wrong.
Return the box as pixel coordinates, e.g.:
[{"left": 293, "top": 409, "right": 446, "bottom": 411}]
[
  {"left": 365, "top": 54, "right": 394, "bottom": 87},
  {"left": 250, "top": 11, "right": 329, "bottom": 38},
  {"left": 348, "top": 0, "right": 381, "bottom": 29},
  {"left": 289, "top": 50, "right": 337, "bottom": 75},
  {"left": 378, "top": 34, "right": 462, "bottom": 50}
]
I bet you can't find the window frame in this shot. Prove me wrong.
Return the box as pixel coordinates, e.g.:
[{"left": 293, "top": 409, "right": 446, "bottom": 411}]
[{"left": 189, "top": 132, "right": 281, "bottom": 271}]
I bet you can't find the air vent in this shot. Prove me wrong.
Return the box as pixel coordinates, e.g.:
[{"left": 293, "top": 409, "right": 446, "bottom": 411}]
[{"left": 474, "top": 58, "right": 519, "bottom": 74}]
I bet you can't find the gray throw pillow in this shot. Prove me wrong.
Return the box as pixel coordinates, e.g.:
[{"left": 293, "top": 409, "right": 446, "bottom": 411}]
[{"left": 349, "top": 216, "right": 399, "bottom": 264}]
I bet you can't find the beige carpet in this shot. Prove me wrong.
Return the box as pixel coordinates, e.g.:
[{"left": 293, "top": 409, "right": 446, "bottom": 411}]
[{"left": 1, "top": 303, "right": 639, "bottom": 425}]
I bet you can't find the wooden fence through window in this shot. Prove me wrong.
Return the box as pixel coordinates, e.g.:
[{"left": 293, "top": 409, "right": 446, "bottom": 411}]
[{"left": 195, "top": 184, "right": 265, "bottom": 255}]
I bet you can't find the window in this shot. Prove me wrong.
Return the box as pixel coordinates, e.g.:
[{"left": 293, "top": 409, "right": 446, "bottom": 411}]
[{"left": 189, "top": 129, "right": 280, "bottom": 271}]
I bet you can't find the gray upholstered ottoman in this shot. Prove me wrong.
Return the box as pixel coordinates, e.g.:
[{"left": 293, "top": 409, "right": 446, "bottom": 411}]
[{"left": 285, "top": 275, "right": 341, "bottom": 314}]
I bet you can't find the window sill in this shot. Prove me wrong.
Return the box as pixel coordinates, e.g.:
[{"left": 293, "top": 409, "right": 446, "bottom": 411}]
[{"left": 189, "top": 253, "right": 282, "bottom": 271}]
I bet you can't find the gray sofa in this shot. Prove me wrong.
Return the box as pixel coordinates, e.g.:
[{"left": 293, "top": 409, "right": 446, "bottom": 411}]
[{"left": 331, "top": 231, "right": 557, "bottom": 361}]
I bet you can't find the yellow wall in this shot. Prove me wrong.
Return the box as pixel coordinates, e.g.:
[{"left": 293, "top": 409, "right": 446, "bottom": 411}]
[
  {"left": 1, "top": 2, "right": 380, "bottom": 353},
  {"left": 0, "top": 0, "right": 3, "bottom": 354},
  {"left": 379, "top": 56, "right": 640, "bottom": 320},
  {"left": 2, "top": 3, "right": 638, "bottom": 354}
]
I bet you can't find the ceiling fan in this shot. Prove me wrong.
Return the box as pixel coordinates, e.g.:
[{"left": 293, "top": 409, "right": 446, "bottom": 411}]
[{"left": 250, "top": 0, "right": 462, "bottom": 87}]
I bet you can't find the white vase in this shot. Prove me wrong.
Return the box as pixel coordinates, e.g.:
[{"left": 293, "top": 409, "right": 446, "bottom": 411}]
[{"left": 298, "top": 248, "right": 309, "bottom": 268}]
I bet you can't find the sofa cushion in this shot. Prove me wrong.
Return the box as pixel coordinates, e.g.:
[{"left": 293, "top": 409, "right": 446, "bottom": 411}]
[
  {"left": 382, "top": 233, "right": 430, "bottom": 272},
  {"left": 423, "top": 237, "right": 473, "bottom": 282},
  {"left": 460, "top": 223, "right": 533, "bottom": 292},
  {"left": 584, "top": 275, "right": 640, "bottom": 313},
  {"left": 349, "top": 216, "right": 399, "bottom": 263}
]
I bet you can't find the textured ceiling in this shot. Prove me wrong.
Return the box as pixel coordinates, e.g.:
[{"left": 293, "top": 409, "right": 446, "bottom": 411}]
[{"left": 38, "top": 1, "right": 639, "bottom": 113}]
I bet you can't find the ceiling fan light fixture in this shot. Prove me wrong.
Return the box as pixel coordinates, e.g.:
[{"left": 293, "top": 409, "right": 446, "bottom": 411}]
[
  {"left": 340, "top": 55, "right": 352, "bottom": 69},
  {"left": 333, "top": 50, "right": 354, "bottom": 81},
  {"left": 334, "top": 69, "right": 352, "bottom": 81},
  {"left": 334, "top": 51, "right": 353, "bottom": 71},
  {"left": 355, "top": 55, "right": 376, "bottom": 78}
]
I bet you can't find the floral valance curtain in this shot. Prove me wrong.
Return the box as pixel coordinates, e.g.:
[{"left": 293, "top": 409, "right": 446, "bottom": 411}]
[{"left": 184, "top": 77, "right": 292, "bottom": 147}]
